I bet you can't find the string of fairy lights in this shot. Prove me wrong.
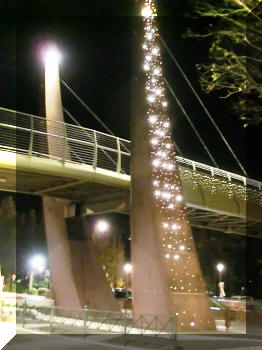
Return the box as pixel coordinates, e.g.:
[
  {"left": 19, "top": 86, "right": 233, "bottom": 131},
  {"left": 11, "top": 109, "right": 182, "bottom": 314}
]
[{"left": 142, "top": 0, "right": 212, "bottom": 329}]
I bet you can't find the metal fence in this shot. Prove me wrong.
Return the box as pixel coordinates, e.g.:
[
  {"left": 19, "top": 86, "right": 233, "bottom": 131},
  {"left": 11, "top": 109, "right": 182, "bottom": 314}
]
[
  {"left": 13, "top": 303, "right": 177, "bottom": 344},
  {"left": 1, "top": 107, "right": 262, "bottom": 191}
]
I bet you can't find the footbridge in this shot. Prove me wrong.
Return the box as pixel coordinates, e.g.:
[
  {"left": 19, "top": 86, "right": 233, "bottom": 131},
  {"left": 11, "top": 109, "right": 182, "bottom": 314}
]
[{"left": 0, "top": 107, "right": 261, "bottom": 237}]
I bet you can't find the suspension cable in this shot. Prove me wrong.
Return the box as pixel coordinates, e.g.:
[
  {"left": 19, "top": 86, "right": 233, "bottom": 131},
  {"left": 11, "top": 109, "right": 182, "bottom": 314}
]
[
  {"left": 61, "top": 79, "right": 130, "bottom": 153},
  {"left": 61, "top": 79, "right": 115, "bottom": 137},
  {"left": 164, "top": 78, "right": 219, "bottom": 168},
  {"left": 159, "top": 35, "right": 247, "bottom": 176}
]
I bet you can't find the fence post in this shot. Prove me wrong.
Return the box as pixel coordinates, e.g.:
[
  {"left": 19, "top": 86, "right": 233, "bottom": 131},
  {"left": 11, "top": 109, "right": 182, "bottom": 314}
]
[
  {"left": 172, "top": 314, "right": 177, "bottom": 350},
  {"left": 63, "top": 124, "right": 67, "bottom": 163},
  {"left": 49, "top": 306, "right": 54, "bottom": 334},
  {"left": 22, "top": 300, "right": 27, "bottom": 328},
  {"left": 28, "top": 115, "right": 34, "bottom": 156},
  {"left": 123, "top": 309, "right": 128, "bottom": 345},
  {"left": 93, "top": 130, "right": 98, "bottom": 169},
  {"left": 116, "top": 137, "right": 121, "bottom": 174},
  {"left": 83, "top": 306, "right": 88, "bottom": 336}
]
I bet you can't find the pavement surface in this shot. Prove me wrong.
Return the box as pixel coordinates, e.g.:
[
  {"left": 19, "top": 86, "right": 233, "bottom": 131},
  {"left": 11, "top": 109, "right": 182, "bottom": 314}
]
[{"left": 4, "top": 332, "right": 262, "bottom": 350}]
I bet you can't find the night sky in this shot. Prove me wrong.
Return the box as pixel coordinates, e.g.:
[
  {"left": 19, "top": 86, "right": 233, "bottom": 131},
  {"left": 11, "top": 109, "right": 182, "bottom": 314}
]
[{"left": 0, "top": 1, "right": 261, "bottom": 296}]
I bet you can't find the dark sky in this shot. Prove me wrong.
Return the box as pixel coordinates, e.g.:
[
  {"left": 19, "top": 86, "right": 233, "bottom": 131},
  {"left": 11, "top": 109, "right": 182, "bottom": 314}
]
[{"left": 1, "top": 2, "right": 261, "bottom": 181}]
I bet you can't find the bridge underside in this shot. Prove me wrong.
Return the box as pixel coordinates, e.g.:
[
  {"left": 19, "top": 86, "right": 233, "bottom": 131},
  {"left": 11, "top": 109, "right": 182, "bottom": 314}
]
[{"left": 1, "top": 153, "right": 261, "bottom": 238}]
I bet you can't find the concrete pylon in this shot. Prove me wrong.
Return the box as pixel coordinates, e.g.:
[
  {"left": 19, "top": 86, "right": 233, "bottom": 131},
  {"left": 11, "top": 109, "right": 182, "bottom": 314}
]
[
  {"left": 43, "top": 45, "right": 82, "bottom": 308},
  {"left": 130, "top": 4, "right": 215, "bottom": 331},
  {"left": 42, "top": 45, "right": 118, "bottom": 310}
]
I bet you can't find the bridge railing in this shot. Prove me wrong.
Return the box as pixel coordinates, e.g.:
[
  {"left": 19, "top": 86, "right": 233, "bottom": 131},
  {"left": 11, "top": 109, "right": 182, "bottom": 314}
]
[
  {"left": 0, "top": 107, "right": 261, "bottom": 192},
  {"left": 0, "top": 107, "right": 131, "bottom": 175}
]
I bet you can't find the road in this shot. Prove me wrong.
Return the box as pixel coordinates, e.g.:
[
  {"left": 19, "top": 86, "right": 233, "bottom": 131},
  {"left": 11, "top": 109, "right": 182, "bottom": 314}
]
[{"left": 4, "top": 330, "right": 262, "bottom": 350}]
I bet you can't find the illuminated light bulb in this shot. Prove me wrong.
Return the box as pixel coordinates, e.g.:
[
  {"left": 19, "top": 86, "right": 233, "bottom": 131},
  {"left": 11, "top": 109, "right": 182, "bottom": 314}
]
[
  {"left": 162, "top": 192, "right": 171, "bottom": 199},
  {"left": 163, "top": 223, "right": 169, "bottom": 228},
  {"left": 190, "top": 322, "right": 195, "bottom": 327},
  {"left": 164, "top": 183, "right": 169, "bottom": 188},
  {"left": 142, "top": 44, "right": 147, "bottom": 50},
  {"left": 147, "top": 95, "right": 155, "bottom": 103},
  {"left": 165, "top": 254, "right": 170, "bottom": 259},
  {"left": 162, "top": 101, "right": 168, "bottom": 107},
  {"left": 142, "top": 6, "right": 153, "bottom": 17},
  {"left": 149, "top": 115, "right": 157, "bottom": 123},
  {"left": 179, "top": 245, "right": 185, "bottom": 251},
  {"left": 155, "top": 88, "right": 161, "bottom": 95},
  {"left": 152, "top": 47, "right": 159, "bottom": 55},
  {"left": 152, "top": 159, "right": 160, "bottom": 167},
  {"left": 154, "top": 190, "right": 160, "bottom": 197},
  {"left": 164, "top": 122, "right": 170, "bottom": 128},
  {"left": 168, "top": 204, "right": 174, "bottom": 209},
  {"left": 174, "top": 254, "right": 180, "bottom": 260},
  {"left": 153, "top": 180, "right": 159, "bottom": 186},
  {"left": 167, "top": 163, "right": 174, "bottom": 171},
  {"left": 167, "top": 244, "right": 172, "bottom": 249},
  {"left": 181, "top": 286, "right": 184, "bottom": 290},
  {"left": 172, "top": 224, "right": 178, "bottom": 230},
  {"left": 165, "top": 143, "right": 171, "bottom": 149},
  {"left": 151, "top": 78, "right": 156, "bottom": 83},
  {"left": 176, "top": 195, "right": 183, "bottom": 202},
  {"left": 146, "top": 55, "right": 152, "bottom": 61},
  {"left": 162, "top": 162, "right": 167, "bottom": 169},
  {"left": 151, "top": 138, "right": 158, "bottom": 145},
  {"left": 146, "top": 33, "right": 153, "bottom": 40},
  {"left": 144, "top": 63, "right": 150, "bottom": 71},
  {"left": 153, "top": 68, "right": 160, "bottom": 75}
]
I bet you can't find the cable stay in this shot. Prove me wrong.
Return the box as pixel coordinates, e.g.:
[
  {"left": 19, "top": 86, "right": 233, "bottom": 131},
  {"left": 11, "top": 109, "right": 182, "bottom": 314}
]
[
  {"left": 159, "top": 35, "right": 247, "bottom": 176},
  {"left": 60, "top": 79, "right": 130, "bottom": 154},
  {"left": 164, "top": 78, "right": 219, "bottom": 168},
  {"left": 63, "top": 107, "right": 126, "bottom": 174}
]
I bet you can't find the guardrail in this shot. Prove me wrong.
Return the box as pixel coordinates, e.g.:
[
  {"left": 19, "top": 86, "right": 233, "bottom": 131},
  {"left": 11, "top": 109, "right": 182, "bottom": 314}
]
[
  {"left": 0, "top": 107, "right": 262, "bottom": 191},
  {"left": 11, "top": 303, "right": 178, "bottom": 346}
]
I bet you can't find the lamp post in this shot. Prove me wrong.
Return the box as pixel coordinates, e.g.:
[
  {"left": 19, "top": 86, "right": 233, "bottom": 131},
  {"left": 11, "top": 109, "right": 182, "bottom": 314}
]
[
  {"left": 216, "top": 263, "right": 225, "bottom": 282},
  {"left": 95, "top": 220, "right": 110, "bottom": 235},
  {"left": 28, "top": 254, "right": 46, "bottom": 290},
  {"left": 124, "top": 263, "right": 132, "bottom": 292}
]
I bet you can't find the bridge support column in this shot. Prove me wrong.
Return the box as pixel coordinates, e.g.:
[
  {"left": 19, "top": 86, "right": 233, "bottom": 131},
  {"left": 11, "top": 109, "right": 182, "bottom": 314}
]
[
  {"left": 43, "top": 196, "right": 82, "bottom": 308},
  {"left": 130, "top": 9, "right": 214, "bottom": 331}
]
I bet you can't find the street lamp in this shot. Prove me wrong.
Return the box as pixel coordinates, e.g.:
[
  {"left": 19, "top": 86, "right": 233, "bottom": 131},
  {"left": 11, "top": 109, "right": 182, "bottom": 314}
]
[
  {"left": 124, "top": 263, "right": 132, "bottom": 292},
  {"left": 95, "top": 220, "right": 110, "bottom": 234},
  {"left": 216, "top": 263, "right": 225, "bottom": 282},
  {"left": 28, "top": 254, "right": 46, "bottom": 290}
]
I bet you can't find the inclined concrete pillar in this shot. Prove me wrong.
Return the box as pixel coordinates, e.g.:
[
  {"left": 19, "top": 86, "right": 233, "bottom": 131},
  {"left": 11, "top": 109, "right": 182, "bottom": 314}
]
[
  {"left": 130, "top": 3, "right": 214, "bottom": 331},
  {"left": 43, "top": 45, "right": 82, "bottom": 308},
  {"left": 131, "top": 20, "right": 172, "bottom": 317},
  {"left": 43, "top": 45, "right": 119, "bottom": 311}
]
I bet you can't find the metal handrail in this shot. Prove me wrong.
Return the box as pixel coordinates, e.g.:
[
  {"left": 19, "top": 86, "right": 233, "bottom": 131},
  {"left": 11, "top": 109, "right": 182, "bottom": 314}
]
[{"left": 0, "top": 107, "right": 261, "bottom": 190}]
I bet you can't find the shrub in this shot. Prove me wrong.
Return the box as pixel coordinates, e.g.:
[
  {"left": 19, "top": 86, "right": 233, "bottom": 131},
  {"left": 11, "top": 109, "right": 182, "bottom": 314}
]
[
  {"left": 37, "top": 288, "right": 48, "bottom": 296},
  {"left": 28, "top": 287, "right": 37, "bottom": 295}
]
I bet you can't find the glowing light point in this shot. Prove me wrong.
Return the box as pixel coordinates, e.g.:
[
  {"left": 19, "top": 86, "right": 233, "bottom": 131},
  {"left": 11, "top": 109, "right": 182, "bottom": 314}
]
[
  {"left": 144, "top": 63, "right": 150, "bottom": 71},
  {"left": 152, "top": 159, "right": 160, "bottom": 167},
  {"left": 176, "top": 195, "right": 183, "bottom": 202},
  {"left": 43, "top": 46, "right": 62, "bottom": 66},
  {"left": 165, "top": 254, "right": 170, "bottom": 259},
  {"left": 162, "top": 101, "right": 168, "bottom": 107},
  {"left": 179, "top": 245, "right": 185, "bottom": 251},
  {"left": 142, "top": 6, "right": 153, "bottom": 17},
  {"left": 149, "top": 115, "right": 157, "bottom": 124},
  {"left": 174, "top": 254, "right": 180, "bottom": 260}
]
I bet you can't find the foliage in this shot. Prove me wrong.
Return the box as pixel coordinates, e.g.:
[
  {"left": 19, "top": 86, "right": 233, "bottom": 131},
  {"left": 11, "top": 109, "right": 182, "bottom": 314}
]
[
  {"left": 28, "top": 287, "right": 37, "bottom": 295},
  {"left": 37, "top": 287, "right": 48, "bottom": 296},
  {"left": 185, "top": 0, "right": 262, "bottom": 127},
  {"left": 0, "top": 196, "right": 16, "bottom": 281}
]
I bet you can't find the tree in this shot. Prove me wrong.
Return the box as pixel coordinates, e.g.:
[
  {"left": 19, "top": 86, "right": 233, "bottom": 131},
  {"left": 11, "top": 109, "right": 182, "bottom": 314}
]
[
  {"left": 0, "top": 196, "right": 16, "bottom": 285},
  {"left": 185, "top": 0, "right": 262, "bottom": 127}
]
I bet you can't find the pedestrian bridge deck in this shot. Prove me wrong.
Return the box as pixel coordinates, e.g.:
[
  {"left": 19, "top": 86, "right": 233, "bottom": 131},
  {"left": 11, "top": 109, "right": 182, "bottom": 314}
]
[{"left": 0, "top": 107, "right": 261, "bottom": 237}]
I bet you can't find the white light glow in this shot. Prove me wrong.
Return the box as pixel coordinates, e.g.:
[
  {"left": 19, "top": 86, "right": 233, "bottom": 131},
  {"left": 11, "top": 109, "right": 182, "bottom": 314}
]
[
  {"left": 96, "top": 220, "right": 110, "bottom": 233},
  {"left": 43, "top": 46, "right": 61, "bottom": 66},
  {"left": 29, "top": 254, "right": 46, "bottom": 273},
  {"left": 124, "top": 263, "right": 132, "bottom": 273}
]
